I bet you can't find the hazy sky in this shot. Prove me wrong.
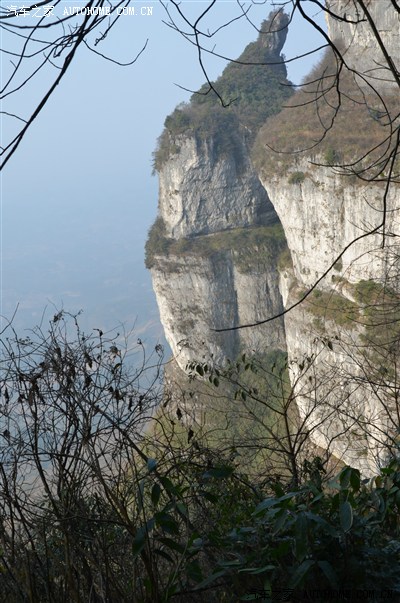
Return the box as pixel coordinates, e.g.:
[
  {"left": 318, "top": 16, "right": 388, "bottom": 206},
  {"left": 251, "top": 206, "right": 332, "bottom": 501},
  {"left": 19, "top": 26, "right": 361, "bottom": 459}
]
[{"left": 1, "top": 1, "right": 326, "bottom": 349}]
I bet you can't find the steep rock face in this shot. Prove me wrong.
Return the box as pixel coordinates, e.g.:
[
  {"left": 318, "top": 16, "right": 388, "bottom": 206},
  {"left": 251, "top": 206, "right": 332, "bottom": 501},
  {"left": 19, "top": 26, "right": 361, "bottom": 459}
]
[
  {"left": 280, "top": 269, "right": 398, "bottom": 476},
  {"left": 326, "top": 0, "right": 400, "bottom": 91},
  {"left": 262, "top": 161, "right": 399, "bottom": 290},
  {"left": 272, "top": 164, "right": 400, "bottom": 474},
  {"left": 151, "top": 234, "right": 286, "bottom": 369},
  {"left": 148, "top": 8, "right": 292, "bottom": 371},
  {"left": 147, "top": 2, "right": 399, "bottom": 474},
  {"left": 254, "top": 0, "right": 400, "bottom": 474},
  {"left": 158, "top": 136, "right": 276, "bottom": 239}
]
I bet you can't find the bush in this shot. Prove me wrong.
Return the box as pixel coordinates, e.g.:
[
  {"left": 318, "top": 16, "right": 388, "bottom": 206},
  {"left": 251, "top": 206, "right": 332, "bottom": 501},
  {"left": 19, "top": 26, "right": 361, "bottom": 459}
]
[
  {"left": 145, "top": 216, "right": 171, "bottom": 268},
  {"left": 152, "top": 10, "right": 293, "bottom": 173},
  {"left": 145, "top": 223, "right": 287, "bottom": 274},
  {"left": 1, "top": 312, "right": 400, "bottom": 601},
  {"left": 324, "top": 146, "right": 340, "bottom": 165},
  {"left": 288, "top": 171, "right": 306, "bottom": 184}
]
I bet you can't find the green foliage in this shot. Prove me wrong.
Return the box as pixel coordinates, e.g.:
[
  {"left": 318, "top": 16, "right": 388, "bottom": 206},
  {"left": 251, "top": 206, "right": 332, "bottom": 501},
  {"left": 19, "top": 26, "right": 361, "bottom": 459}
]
[
  {"left": 145, "top": 216, "right": 171, "bottom": 268},
  {"left": 182, "top": 350, "right": 301, "bottom": 481},
  {"left": 324, "top": 146, "right": 340, "bottom": 166},
  {"left": 2, "top": 313, "right": 400, "bottom": 601},
  {"left": 278, "top": 246, "right": 293, "bottom": 271},
  {"left": 288, "top": 171, "right": 306, "bottom": 184},
  {"left": 354, "top": 280, "right": 400, "bottom": 376},
  {"left": 355, "top": 279, "right": 387, "bottom": 305},
  {"left": 333, "top": 257, "right": 343, "bottom": 272},
  {"left": 306, "top": 288, "right": 360, "bottom": 327},
  {"left": 145, "top": 222, "right": 287, "bottom": 274},
  {"left": 153, "top": 11, "right": 292, "bottom": 172}
]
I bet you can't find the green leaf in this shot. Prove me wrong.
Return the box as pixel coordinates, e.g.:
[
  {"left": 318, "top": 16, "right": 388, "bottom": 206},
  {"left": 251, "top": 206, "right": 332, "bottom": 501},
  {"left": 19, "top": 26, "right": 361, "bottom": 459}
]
[
  {"left": 151, "top": 483, "right": 161, "bottom": 507},
  {"left": 271, "top": 540, "right": 291, "bottom": 559},
  {"left": 203, "top": 466, "right": 234, "bottom": 479},
  {"left": 159, "top": 537, "right": 185, "bottom": 554},
  {"left": 132, "top": 518, "right": 155, "bottom": 559},
  {"left": 200, "top": 490, "right": 218, "bottom": 503},
  {"left": 190, "top": 537, "right": 203, "bottom": 549},
  {"left": 238, "top": 565, "right": 275, "bottom": 575},
  {"left": 305, "top": 512, "right": 338, "bottom": 537},
  {"left": 137, "top": 479, "right": 146, "bottom": 512},
  {"left": 219, "top": 559, "right": 242, "bottom": 568},
  {"left": 131, "top": 536, "right": 146, "bottom": 559},
  {"left": 253, "top": 491, "right": 297, "bottom": 516},
  {"left": 186, "top": 560, "right": 203, "bottom": 582},
  {"left": 176, "top": 501, "right": 188, "bottom": 517},
  {"left": 340, "top": 501, "right": 353, "bottom": 532},
  {"left": 289, "top": 559, "right": 315, "bottom": 588},
  {"left": 349, "top": 468, "right": 361, "bottom": 491},
  {"left": 317, "top": 560, "right": 338, "bottom": 588},
  {"left": 147, "top": 458, "right": 157, "bottom": 472},
  {"left": 193, "top": 570, "right": 226, "bottom": 590},
  {"left": 155, "top": 512, "right": 180, "bottom": 535},
  {"left": 160, "top": 476, "right": 179, "bottom": 497},
  {"left": 295, "top": 513, "right": 308, "bottom": 562},
  {"left": 273, "top": 508, "right": 288, "bottom": 534},
  {"left": 154, "top": 548, "right": 174, "bottom": 563},
  {"left": 339, "top": 466, "right": 352, "bottom": 489},
  {"left": 272, "top": 482, "right": 285, "bottom": 497}
]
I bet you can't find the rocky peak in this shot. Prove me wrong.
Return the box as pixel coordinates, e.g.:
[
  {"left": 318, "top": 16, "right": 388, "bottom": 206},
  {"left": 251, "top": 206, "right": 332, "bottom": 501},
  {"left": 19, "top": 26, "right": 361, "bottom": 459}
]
[{"left": 259, "top": 10, "right": 289, "bottom": 56}]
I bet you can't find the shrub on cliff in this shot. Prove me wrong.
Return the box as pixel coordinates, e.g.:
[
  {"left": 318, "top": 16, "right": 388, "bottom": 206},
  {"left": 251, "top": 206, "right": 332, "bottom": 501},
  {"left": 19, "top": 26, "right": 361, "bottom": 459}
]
[
  {"left": 145, "top": 223, "right": 287, "bottom": 272},
  {"left": 145, "top": 216, "right": 171, "bottom": 268}
]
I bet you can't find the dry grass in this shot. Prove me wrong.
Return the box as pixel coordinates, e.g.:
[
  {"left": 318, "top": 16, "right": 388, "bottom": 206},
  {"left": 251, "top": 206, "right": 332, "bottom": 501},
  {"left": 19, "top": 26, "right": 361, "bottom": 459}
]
[{"left": 253, "top": 49, "right": 399, "bottom": 182}]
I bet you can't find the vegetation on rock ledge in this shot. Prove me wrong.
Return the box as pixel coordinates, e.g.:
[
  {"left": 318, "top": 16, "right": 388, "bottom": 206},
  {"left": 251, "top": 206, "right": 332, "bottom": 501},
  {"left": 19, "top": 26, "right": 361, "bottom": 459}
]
[{"left": 145, "top": 220, "right": 287, "bottom": 272}]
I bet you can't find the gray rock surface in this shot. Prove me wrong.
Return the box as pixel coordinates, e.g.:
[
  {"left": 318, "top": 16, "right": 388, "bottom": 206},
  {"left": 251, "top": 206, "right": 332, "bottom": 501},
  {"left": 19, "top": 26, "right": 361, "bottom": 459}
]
[
  {"left": 326, "top": 0, "right": 400, "bottom": 92},
  {"left": 151, "top": 244, "right": 286, "bottom": 369},
  {"left": 158, "top": 136, "right": 277, "bottom": 239}
]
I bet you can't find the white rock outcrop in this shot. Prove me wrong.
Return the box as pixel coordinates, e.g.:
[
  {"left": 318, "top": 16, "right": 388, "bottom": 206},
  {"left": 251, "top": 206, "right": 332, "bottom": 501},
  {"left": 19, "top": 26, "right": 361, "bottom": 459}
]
[
  {"left": 158, "top": 135, "right": 277, "bottom": 239},
  {"left": 151, "top": 243, "right": 286, "bottom": 369},
  {"left": 262, "top": 160, "right": 399, "bottom": 290}
]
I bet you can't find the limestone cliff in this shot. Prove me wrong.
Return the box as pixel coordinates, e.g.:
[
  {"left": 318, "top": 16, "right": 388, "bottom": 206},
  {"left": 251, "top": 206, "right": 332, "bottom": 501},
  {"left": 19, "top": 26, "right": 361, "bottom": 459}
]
[
  {"left": 147, "top": 9, "right": 291, "bottom": 368},
  {"left": 253, "top": 0, "right": 400, "bottom": 473},
  {"left": 150, "top": 228, "right": 286, "bottom": 368},
  {"left": 146, "top": 2, "right": 400, "bottom": 474},
  {"left": 326, "top": 0, "right": 400, "bottom": 92},
  {"left": 157, "top": 135, "right": 276, "bottom": 240}
]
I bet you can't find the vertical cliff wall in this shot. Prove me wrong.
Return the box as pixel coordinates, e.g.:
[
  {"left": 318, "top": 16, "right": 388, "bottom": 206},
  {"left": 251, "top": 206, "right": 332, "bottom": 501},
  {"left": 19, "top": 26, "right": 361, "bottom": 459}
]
[
  {"left": 150, "top": 233, "right": 286, "bottom": 368},
  {"left": 146, "top": 2, "right": 400, "bottom": 474},
  {"left": 326, "top": 0, "right": 400, "bottom": 91},
  {"left": 157, "top": 135, "right": 276, "bottom": 240},
  {"left": 147, "top": 10, "right": 292, "bottom": 369},
  {"left": 253, "top": 0, "right": 400, "bottom": 474}
]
